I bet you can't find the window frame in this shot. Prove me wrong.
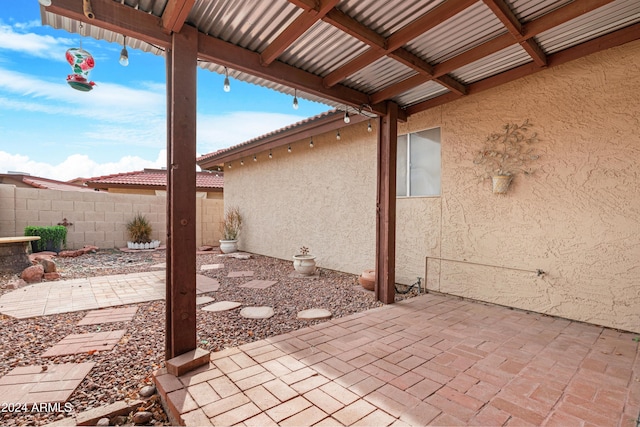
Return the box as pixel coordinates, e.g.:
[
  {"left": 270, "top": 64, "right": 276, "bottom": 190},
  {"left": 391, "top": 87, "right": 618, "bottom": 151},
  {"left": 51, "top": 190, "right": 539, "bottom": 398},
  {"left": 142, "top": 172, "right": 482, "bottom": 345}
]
[{"left": 397, "top": 127, "right": 441, "bottom": 198}]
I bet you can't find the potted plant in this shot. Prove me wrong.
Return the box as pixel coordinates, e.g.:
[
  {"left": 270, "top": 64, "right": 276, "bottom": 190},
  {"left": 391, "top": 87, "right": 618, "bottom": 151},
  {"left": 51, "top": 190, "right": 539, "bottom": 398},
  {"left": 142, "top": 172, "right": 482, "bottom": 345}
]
[
  {"left": 473, "top": 119, "right": 540, "bottom": 193},
  {"left": 219, "top": 206, "right": 242, "bottom": 254},
  {"left": 24, "top": 225, "right": 67, "bottom": 253},
  {"left": 293, "top": 246, "right": 316, "bottom": 276},
  {"left": 126, "top": 213, "right": 160, "bottom": 250}
]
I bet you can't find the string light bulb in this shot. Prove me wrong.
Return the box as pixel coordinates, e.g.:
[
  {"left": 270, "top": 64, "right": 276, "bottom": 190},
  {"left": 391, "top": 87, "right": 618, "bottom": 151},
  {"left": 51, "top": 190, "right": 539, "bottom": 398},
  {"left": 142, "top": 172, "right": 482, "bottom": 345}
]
[
  {"left": 223, "top": 67, "right": 231, "bottom": 92},
  {"left": 288, "top": 145, "right": 292, "bottom": 153},
  {"left": 336, "top": 130, "right": 341, "bottom": 140},
  {"left": 119, "top": 35, "right": 129, "bottom": 66},
  {"left": 309, "top": 137, "right": 314, "bottom": 148},
  {"left": 292, "top": 89, "right": 299, "bottom": 110},
  {"left": 343, "top": 109, "right": 350, "bottom": 124},
  {"left": 240, "top": 159, "right": 244, "bottom": 166},
  {"left": 253, "top": 155, "right": 257, "bottom": 162},
  {"left": 228, "top": 163, "right": 232, "bottom": 169},
  {"left": 269, "top": 150, "right": 273, "bottom": 159},
  {"left": 367, "top": 120, "right": 372, "bottom": 132}
]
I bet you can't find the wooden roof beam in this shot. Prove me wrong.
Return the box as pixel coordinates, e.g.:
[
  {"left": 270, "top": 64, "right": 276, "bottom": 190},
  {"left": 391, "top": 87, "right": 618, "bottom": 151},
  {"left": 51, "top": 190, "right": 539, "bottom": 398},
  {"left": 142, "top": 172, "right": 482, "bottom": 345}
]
[
  {"left": 161, "top": 0, "right": 196, "bottom": 34},
  {"left": 370, "top": 0, "right": 615, "bottom": 105},
  {"left": 46, "top": 0, "right": 172, "bottom": 48},
  {"left": 483, "top": 0, "right": 546, "bottom": 66},
  {"left": 261, "top": 0, "right": 340, "bottom": 66},
  {"left": 405, "top": 22, "right": 640, "bottom": 116},
  {"left": 322, "top": 0, "right": 476, "bottom": 88}
]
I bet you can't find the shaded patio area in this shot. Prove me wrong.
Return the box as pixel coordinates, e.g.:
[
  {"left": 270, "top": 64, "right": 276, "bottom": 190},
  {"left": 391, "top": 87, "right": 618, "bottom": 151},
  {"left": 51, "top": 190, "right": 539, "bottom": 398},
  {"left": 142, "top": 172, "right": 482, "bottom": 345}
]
[{"left": 156, "top": 293, "right": 640, "bottom": 426}]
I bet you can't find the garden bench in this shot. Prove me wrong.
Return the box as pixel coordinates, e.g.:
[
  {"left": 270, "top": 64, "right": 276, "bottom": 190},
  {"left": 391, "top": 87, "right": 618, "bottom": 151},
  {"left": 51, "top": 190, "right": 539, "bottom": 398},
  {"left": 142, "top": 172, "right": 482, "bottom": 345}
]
[{"left": 0, "top": 236, "right": 40, "bottom": 274}]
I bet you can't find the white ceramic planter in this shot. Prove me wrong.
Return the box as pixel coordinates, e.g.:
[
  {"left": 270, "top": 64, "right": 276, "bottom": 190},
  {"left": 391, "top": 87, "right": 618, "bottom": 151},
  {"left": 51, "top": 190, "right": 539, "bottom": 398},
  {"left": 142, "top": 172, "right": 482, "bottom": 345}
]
[
  {"left": 293, "top": 255, "right": 317, "bottom": 276},
  {"left": 127, "top": 240, "right": 160, "bottom": 250},
  {"left": 219, "top": 239, "right": 238, "bottom": 254}
]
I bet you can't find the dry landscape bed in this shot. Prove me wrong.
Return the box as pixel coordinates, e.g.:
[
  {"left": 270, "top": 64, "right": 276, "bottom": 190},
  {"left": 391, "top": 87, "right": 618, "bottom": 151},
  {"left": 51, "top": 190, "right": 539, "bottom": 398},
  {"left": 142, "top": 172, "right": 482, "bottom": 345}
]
[{"left": 0, "top": 249, "right": 418, "bottom": 426}]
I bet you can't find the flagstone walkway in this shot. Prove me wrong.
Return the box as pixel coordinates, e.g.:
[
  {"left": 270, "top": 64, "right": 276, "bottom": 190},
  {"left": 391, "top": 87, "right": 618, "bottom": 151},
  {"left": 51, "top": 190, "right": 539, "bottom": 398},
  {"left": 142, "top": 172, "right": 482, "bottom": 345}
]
[{"left": 156, "top": 294, "right": 640, "bottom": 427}]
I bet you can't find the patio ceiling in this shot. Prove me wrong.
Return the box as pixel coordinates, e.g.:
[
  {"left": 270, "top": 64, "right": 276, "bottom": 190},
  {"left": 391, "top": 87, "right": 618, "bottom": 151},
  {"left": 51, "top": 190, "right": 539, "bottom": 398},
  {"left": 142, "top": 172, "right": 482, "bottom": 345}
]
[{"left": 42, "top": 0, "right": 640, "bottom": 119}]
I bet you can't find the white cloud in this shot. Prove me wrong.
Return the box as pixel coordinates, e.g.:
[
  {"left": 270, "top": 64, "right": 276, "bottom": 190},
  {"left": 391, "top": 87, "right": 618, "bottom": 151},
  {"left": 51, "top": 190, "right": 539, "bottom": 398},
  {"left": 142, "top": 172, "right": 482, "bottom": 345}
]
[
  {"left": 0, "top": 21, "right": 72, "bottom": 62},
  {"left": 197, "top": 111, "right": 306, "bottom": 154},
  {"left": 0, "top": 149, "right": 167, "bottom": 181}
]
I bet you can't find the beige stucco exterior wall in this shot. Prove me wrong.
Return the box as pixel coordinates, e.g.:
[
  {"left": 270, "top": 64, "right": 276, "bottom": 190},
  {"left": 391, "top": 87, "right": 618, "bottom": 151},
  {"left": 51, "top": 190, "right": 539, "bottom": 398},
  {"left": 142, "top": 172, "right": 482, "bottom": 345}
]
[
  {"left": 0, "top": 185, "right": 224, "bottom": 249},
  {"left": 409, "top": 39, "right": 640, "bottom": 333},
  {"left": 225, "top": 40, "right": 639, "bottom": 333}
]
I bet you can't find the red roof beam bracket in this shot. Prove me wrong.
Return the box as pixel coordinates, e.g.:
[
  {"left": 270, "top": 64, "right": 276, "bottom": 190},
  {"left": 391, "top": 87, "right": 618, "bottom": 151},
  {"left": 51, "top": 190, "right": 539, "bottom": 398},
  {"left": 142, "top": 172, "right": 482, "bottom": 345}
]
[{"left": 261, "top": 0, "right": 340, "bottom": 66}]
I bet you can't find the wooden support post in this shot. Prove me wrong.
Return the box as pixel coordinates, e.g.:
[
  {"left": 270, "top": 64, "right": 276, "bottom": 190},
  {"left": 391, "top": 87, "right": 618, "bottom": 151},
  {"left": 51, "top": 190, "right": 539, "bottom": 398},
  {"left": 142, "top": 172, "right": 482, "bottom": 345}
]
[
  {"left": 165, "top": 25, "right": 197, "bottom": 360},
  {"left": 375, "top": 101, "right": 398, "bottom": 304}
]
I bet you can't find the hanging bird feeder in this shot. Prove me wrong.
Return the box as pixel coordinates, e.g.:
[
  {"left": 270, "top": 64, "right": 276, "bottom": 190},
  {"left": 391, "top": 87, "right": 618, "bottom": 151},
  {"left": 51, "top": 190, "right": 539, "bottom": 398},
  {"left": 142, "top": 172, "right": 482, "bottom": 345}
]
[{"left": 65, "top": 47, "right": 95, "bottom": 92}]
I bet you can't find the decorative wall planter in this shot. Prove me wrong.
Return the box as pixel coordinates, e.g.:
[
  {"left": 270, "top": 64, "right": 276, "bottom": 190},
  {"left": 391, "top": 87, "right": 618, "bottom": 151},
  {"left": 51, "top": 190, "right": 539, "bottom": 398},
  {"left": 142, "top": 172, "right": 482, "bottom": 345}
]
[
  {"left": 219, "top": 239, "right": 238, "bottom": 254},
  {"left": 492, "top": 175, "right": 512, "bottom": 194},
  {"left": 293, "top": 255, "right": 317, "bottom": 276},
  {"left": 127, "top": 240, "right": 160, "bottom": 250}
]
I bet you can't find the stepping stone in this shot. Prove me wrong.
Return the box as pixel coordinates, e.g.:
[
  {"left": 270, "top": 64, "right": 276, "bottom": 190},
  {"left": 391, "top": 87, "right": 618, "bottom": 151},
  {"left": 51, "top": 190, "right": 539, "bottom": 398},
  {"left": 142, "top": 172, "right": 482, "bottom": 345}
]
[
  {"left": 196, "top": 296, "right": 215, "bottom": 305},
  {"left": 0, "top": 362, "right": 94, "bottom": 407},
  {"left": 288, "top": 270, "right": 321, "bottom": 279},
  {"left": 42, "top": 330, "right": 127, "bottom": 357},
  {"left": 78, "top": 307, "right": 138, "bottom": 325},
  {"left": 202, "top": 301, "right": 242, "bottom": 312},
  {"left": 297, "top": 308, "right": 332, "bottom": 320},
  {"left": 227, "top": 270, "right": 254, "bottom": 278},
  {"left": 239, "top": 280, "right": 278, "bottom": 289},
  {"left": 240, "top": 306, "right": 274, "bottom": 319},
  {"left": 201, "top": 263, "right": 224, "bottom": 271},
  {"left": 229, "top": 252, "right": 252, "bottom": 260},
  {"left": 150, "top": 263, "right": 166, "bottom": 269},
  {"left": 196, "top": 275, "right": 220, "bottom": 293}
]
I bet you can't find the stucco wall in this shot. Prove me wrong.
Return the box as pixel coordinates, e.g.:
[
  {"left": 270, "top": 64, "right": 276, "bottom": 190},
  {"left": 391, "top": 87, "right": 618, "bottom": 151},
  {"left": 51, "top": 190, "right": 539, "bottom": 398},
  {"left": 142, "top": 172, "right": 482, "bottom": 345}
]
[
  {"left": 405, "top": 40, "right": 640, "bottom": 333},
  {"left": 0, "top": 185, "right": 223, "bottom": 249},
  {"left": 225, "top": 40, "right": 639, "bottom": 333}
]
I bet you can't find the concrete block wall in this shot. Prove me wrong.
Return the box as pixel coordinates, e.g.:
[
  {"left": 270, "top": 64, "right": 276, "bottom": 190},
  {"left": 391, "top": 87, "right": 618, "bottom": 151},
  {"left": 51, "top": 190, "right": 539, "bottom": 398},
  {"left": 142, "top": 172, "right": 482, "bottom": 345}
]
[{"left": 0, "top": 185, "right": 223, "bottom": 250}]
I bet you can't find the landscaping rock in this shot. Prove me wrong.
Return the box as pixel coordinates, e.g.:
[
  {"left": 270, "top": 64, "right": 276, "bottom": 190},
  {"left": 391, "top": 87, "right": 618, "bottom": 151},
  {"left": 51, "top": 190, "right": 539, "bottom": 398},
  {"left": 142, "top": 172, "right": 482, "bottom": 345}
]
[
  {"left": 132, "top": 411, "right": 153, "bottom": 425},
  {"left": 21, "top": 264, "right": 44, "bottom": 283},
  {"left": 96, "top": 417, "right": 110, "bottom": 426},
  {"left": 198, "top": 245, "right": 213, "bottom": 252},
  {"left": 40, "top": 258, "right": 57, "bottom": 273},
  {"left": 44, "top": 272, "right": 61, "bottom": 281},
  {"left": 59, "top": 250, "right": 84, "bottom": 258},
  {"left": 139, "top": 385, "right": 156, "bottom": 398}
]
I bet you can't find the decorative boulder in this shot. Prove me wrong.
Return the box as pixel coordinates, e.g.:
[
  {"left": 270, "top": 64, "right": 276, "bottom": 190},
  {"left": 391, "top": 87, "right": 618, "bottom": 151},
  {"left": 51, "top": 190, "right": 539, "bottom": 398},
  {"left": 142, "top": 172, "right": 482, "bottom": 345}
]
[
  {"left": 40, "top": 259, "right": 57, "bottom": 273},
  {"left": 21, "top": 264, "right": 45, "bottom": 284}
]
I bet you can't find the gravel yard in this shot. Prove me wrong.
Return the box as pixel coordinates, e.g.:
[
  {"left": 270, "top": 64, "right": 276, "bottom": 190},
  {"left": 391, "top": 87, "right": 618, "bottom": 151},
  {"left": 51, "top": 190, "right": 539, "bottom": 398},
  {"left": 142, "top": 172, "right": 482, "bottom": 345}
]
[{"left": 0, "top": 249, "right": 419, "bottom": 426}]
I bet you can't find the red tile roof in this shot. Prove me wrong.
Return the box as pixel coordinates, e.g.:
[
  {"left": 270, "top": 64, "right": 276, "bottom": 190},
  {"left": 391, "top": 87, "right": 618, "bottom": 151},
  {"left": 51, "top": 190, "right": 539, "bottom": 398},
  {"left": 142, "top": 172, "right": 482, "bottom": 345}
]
[
  {"left": 0, "top": 173, "right": 95, "bottom": 192},
  {"left": 84, "top": 169, "right": 223, "bottom": 191}
]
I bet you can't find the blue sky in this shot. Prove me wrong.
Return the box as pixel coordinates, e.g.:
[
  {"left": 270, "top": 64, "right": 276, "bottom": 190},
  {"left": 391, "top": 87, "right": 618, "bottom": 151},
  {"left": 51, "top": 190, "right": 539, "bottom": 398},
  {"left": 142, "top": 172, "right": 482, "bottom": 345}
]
[{"left": 0, "top": 2, "right": 331, "bottom": 181}]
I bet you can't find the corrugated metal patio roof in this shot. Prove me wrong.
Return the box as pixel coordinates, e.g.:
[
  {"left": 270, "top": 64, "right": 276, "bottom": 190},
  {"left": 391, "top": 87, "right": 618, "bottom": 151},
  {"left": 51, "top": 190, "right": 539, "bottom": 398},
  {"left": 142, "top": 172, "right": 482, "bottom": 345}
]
[{"left": 41, "top": 0, "right": 640, "bottom": 117}]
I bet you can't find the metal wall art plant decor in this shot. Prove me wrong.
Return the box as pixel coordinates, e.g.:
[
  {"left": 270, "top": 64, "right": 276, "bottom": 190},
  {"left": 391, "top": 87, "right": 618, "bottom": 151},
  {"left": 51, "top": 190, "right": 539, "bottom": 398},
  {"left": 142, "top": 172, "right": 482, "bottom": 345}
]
[{"left": 65, "top": 47, "right": 95, "bottom": 91}]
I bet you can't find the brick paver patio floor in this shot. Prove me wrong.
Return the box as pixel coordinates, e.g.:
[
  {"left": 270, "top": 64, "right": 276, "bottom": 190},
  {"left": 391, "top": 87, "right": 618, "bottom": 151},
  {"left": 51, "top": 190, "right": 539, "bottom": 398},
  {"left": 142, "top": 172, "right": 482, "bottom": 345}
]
[
  {"left": 156, "top": 294, "right": 640, "bottom": 426},
  {"left": 41, "top": 330, "right": 127, "bottom": 357},
  {"left": 0, "top": 363, "right": 94, "bottom": 407}
]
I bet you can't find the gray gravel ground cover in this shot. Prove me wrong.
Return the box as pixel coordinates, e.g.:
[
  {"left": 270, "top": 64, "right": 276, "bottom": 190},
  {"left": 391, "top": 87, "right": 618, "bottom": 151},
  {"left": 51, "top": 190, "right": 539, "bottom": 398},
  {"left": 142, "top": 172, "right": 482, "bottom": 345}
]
[{"left": 0, "top": 249, "right": 419, "bottom": 426}]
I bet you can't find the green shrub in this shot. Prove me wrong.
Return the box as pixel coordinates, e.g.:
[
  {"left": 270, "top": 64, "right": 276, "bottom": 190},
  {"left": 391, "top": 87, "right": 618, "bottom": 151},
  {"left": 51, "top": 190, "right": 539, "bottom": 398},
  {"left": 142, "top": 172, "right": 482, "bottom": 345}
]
[
  {"left": 126, "top": 213, "right": 152, "bottom": 243},
  {"left": 24, "top": 225, "right": 67, "bottom": 252}
]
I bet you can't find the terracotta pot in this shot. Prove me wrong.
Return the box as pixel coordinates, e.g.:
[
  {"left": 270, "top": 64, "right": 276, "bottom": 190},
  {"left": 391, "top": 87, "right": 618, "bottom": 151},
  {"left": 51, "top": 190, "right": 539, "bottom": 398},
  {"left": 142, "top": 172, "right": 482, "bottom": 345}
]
[{"left": 359, "top": 269, "right": 375, "bottom": 291}]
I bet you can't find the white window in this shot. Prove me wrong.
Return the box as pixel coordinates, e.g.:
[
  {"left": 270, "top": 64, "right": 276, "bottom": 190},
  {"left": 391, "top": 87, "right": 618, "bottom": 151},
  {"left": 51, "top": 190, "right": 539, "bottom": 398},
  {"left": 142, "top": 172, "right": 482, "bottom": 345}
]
[{"left": 397, "top": 128, "right": 441, "bottom": 197}]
